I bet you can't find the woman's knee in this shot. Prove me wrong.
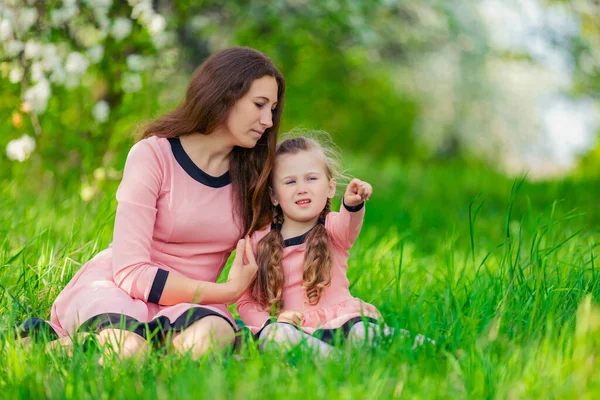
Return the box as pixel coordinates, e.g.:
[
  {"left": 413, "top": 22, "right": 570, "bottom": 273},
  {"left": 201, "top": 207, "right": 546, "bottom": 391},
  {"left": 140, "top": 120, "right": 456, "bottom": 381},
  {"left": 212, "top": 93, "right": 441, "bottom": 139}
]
[
  {"left": 97, "top": 328, "right": 148, "bottom": 356},
  {"left": 171, "top": 316, "right": 235, "bottom": 356}
]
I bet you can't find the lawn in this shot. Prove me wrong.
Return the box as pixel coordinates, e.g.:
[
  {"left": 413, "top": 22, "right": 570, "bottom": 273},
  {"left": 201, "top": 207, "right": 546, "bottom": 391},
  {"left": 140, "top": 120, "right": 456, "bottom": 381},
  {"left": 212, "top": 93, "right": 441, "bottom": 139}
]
[{"left": 1, "top": 156, "right": 599, "bottom": 399}]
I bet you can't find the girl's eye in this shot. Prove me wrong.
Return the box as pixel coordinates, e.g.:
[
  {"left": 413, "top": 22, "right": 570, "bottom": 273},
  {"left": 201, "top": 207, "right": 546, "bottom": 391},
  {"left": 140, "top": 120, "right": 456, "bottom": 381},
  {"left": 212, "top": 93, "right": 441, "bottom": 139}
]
[
  {"left": 308, "top": 177, "right": 317, "bottom": 181},
  {"left": 285, "top": 181, "right": 295, "bottom": 185},
  {"left": 255, "top": 103, "right": 265, "bottom": 109}
]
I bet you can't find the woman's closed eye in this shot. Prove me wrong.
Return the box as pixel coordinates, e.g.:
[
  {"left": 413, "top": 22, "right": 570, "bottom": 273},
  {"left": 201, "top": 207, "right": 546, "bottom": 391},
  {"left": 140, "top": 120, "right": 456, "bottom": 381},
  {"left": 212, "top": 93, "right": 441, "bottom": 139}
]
[{"left": 254, "top": 103, "right": 265, "bottom": 109}]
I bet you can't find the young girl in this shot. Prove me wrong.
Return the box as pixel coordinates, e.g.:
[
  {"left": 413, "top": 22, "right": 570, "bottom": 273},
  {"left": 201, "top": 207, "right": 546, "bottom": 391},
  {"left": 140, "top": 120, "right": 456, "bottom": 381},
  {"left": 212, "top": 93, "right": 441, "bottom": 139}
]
[{"left": 237, "top": 135, "right": 393, "bottom": 355}]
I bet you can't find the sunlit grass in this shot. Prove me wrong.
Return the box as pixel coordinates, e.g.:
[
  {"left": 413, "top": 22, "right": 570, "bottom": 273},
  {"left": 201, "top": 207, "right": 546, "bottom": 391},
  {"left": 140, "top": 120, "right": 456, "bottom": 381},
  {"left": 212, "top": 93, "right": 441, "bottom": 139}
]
[{"left": 1, "top": 160, "right": 599, "bottom": 398}]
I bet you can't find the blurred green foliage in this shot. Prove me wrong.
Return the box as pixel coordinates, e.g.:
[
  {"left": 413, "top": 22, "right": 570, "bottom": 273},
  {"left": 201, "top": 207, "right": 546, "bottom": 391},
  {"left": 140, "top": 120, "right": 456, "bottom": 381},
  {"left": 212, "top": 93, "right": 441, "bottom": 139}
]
[{"left": 1, "top": 0, "right": 599, "bottom": 191}]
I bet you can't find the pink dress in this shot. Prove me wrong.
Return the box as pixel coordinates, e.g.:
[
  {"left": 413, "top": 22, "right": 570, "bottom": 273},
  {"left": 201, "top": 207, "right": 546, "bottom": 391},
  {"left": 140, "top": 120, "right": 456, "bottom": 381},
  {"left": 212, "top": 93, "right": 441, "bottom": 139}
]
[
  {"left": 40, "top": 136, "right": 241, "bottom": 338},
  {"left": 237, "top": 203, "right": 382, "bottom": 335}
]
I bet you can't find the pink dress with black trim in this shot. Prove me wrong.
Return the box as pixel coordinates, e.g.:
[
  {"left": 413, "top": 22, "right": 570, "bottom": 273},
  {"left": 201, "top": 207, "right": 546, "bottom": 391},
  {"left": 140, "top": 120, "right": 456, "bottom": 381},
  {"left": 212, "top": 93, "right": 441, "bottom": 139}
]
[
  {"left": 44, "top": 136, "right": 240, "bottom": 337},
  {"left": 237, "top": 203, "right": 382, "bottom": 335}
]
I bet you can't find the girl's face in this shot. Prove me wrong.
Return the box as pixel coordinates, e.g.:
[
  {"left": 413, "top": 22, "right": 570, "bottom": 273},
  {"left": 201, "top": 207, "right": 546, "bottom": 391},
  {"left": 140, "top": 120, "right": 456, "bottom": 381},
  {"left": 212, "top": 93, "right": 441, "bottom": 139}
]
[
  {"left": 271, "top": 149, "right": 336, "bottom": 224},
  {"left": 223, "top": 75, "right": 279, "bottom": 148}
]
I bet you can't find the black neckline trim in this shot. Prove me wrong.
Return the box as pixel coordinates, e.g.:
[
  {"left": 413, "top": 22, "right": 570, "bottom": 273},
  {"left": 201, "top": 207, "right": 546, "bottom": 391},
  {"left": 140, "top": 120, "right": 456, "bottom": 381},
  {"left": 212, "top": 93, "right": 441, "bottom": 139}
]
[
  {"left": 168, "top": 137, "right": 231, "bottom": 188},
  {"left": 283, "top": 224, "right": 321, "bottom": 248},
  {"left": 283, "top": 230, "right": 311, "bottom": 247}
]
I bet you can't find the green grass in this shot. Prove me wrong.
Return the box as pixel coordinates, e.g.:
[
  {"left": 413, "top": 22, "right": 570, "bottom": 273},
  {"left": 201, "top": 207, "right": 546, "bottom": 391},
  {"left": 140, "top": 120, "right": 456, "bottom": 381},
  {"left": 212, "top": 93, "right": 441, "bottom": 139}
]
[{"left": 1, "top": 158, "right": 599, "bottom": 399}]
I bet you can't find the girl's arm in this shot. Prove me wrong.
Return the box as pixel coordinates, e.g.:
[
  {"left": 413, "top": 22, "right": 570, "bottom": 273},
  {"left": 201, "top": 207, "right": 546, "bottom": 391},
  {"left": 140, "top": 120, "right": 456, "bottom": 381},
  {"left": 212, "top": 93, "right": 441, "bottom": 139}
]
[
  {"left": 236, "top": 290, "right": 273, "bottom": 334},
  {"left": 111, "top": 140, "right": 253, "bottom": 306},
  {"left": 327, "top": 178, "right": 372, "bottom": 250}
]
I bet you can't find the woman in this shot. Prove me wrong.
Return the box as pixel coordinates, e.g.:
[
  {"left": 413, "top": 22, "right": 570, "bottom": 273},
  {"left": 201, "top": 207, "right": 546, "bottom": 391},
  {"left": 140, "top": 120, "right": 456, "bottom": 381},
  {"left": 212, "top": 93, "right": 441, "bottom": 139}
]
[{"left": 19, "top": 47, "right": 285, "bottom": 360}]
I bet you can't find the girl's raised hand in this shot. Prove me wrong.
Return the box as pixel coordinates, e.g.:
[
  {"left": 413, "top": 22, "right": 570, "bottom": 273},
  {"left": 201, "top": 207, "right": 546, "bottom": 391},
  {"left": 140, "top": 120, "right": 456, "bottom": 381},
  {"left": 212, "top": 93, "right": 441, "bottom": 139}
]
[{"left": 344, "top": 178, "right": 372, "bottom": 207}]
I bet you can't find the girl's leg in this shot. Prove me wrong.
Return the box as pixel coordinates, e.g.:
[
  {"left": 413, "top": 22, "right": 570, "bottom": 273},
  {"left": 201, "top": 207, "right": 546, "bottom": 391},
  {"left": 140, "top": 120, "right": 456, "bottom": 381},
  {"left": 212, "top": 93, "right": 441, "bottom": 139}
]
[
  {"left": 348, "top": 322, "right": 435, "bottom": 349},
  {"left": 258, "top": 322, "right": 335, "bottom": 357},
  {"left": 170, "top": 316, "right": 235, "bottom": 359},
  {"left": 97, "top": 328, "right": 149, "bottom": 364}
]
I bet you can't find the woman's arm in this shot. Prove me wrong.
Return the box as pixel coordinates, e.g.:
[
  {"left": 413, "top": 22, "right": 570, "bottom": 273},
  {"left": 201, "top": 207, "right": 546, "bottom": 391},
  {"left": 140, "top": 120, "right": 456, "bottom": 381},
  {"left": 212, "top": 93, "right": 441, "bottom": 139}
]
[
  {"left": 160, "top": 239, "right": 257, "bottom": 306},
  {"left": 111, "top": 140, "right": 254, "bottom": 305}
]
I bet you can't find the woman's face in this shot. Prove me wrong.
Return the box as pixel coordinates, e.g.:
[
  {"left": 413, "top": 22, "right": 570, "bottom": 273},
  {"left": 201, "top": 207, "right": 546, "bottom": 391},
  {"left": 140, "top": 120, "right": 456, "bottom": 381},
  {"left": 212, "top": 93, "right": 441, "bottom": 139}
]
[{"left": 224, "top": 75, "right": 279, "bottom": 148}]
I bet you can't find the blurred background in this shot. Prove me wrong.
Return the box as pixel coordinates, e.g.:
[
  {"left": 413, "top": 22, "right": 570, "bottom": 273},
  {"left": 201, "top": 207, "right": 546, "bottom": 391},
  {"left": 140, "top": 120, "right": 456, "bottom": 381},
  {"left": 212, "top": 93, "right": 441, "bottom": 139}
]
[{"left": 1, "top": 0, "right": 599, "bottom": 209}]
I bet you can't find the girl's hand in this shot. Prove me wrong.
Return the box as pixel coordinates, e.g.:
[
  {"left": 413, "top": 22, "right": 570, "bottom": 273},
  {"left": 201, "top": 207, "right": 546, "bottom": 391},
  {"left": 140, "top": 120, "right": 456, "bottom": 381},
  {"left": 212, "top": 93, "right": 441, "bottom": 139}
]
[
  {"left": 226, "top": 237, "right": 258, "bottom": 296},
  {"left": 343, "top": 178, "right": 372, "bottom": 207},
  {"left": 277, "top": 310, "right": 303, "bottom": 326}
]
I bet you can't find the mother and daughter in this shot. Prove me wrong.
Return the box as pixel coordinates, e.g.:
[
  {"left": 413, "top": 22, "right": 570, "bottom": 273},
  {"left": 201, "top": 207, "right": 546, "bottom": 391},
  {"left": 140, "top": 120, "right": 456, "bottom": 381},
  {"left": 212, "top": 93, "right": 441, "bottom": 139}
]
[{"left": 17, "top": 46, "right": 418, "bottom": 359}]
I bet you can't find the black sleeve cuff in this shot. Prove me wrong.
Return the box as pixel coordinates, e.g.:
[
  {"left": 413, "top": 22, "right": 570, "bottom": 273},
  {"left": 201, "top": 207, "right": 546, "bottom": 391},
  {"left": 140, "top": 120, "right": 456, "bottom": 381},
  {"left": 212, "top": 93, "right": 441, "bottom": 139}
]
[
  {"left": 147, "top": 269, "right": 169, "bottom": 304},
  {"left": 343, "top": 199, "right": 364, "bottom": 212}
]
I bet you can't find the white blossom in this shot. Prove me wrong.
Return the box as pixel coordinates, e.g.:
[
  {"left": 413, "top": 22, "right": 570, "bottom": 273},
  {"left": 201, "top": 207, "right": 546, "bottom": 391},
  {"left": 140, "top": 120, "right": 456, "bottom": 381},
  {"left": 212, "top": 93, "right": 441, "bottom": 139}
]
[
  {"left": 17, "top": 7, "right": 37, "bottom": 33},
  {"left": 92, "top": 100, "right": 110, "bottom": 123},
  {"left": 111, "top": 17, "right": 133, "bottom": 41},
  {"left": 151, "top": 31, "right": 172, "bottom": 49},
  {"left": 87, "top": 45, "right": 104, "bottom": 63},
  {"left": 49, "top": 64, "right": 66, "bottom": 84},
  {"left": 131, "top": 1, "right": 154, "bottom": 21},
  {"left": 8, "top": 66, "right": 23, "bottom": 83},
  {"left": 41, "top": 44, "right": 61, "bottom": 71},
  {"left": 122, "top": 72, "right": 142, "bottom": 93},
  {"left": 23, "top": 78, "right": 51, "bottom": 113},
  {"left": 148, "top": 14, "right": 166, "bottom": 34},
  {"left": 24, "top": 40, "right": 42, "bottom": 59},
  {"left": 65, "top": 52, "right": 89, "bottom": 75},
  {"left": 126, "top": 54, "right": 145, "bottom": 71},
  {"left": 5, "top": 40, "right": 24, "bottom": 57},
  {"left": 30, "top": 61, "right": 44, "bottom": 82},
  {"left": 6, "top": 134, "right": 36, "bottom": 162},
  {"left": 50, "top": 6, "right": 78, "bottom": 26},
  {"left": 0, "top": 19, "right": 13, "bottom": 40}
]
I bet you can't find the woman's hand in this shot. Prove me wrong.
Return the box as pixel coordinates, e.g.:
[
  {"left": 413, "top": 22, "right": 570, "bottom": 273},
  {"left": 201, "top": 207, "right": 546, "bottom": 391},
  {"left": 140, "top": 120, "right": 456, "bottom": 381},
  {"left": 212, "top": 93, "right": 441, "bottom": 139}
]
[
  {"left": 343, "top": 178, "right": 372, "bottom": 207},
  {"left": 277, "top": 310, "right": 303, "bottom": 326},
  {"left": 226, "top": 237, "right": 258, "bottom": 297}
]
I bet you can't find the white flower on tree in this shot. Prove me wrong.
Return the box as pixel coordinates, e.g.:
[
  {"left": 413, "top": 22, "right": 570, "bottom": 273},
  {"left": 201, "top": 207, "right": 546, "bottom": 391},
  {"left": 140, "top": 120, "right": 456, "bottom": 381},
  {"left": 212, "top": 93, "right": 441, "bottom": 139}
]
[
  {"left": 30, "top": 62, "right": 44, "bottom": 82},
  {"left": 122, "top": 72, "right": 142, "bottom": 93},
  {"left": 23, "top": 79, "right": 51, "bottom": 113},
  {"left": 85, "top": 0, "right": 113, "bottom": 12},
  {"left": 126, "top": 54, "right": 145, "bottom": 71},
  {"left": 50, "top": 64, "right": 66, "bottom": 84},
  {"left": 24, "top": 40, "right": 42, "bottom": 59},
  {"left": 148, "top": 14, "right": 166, "bottom": 35},
  {"left": 111, "top": 17, "right": 133, "bottom": 41},
  {"left": 65, "top": 52, "right": 89, "bottom": 75},
  {"left": 5, "top": 40, "right": 24, "bottom": 57},
  {"left": 41, "top": 44, "right": 61, "bottom": 71},
  {"left": 6, "top": 134, "right": 36, "bottom": 162},
  {"left": 8, "top": 66, "right": 23, "bottom": 84},
  {"left": 92, "top": 100, "right": 110, "bottom": 123},
  {"left": 50, "top": 6, "right": 79, "bottom": 26},
  {"left": 17, "top": 7, "right": 38, "bottom": 34},
  {"left": 87, "top": 45, "right": 105, "bottom": 63},
  {"left": 0, "top": 19, "right": 13, "bottom": 41}
]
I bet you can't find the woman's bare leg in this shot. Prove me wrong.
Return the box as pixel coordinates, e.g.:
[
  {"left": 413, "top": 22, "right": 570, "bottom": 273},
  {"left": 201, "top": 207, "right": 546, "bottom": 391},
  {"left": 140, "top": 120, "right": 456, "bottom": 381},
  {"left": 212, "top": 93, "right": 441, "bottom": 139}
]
[
  {"left": 170, "top": 316, "right": 235, "bottom": 359},
  {"left": 96, "top": 329, "right": 149, "bottom": 365}
]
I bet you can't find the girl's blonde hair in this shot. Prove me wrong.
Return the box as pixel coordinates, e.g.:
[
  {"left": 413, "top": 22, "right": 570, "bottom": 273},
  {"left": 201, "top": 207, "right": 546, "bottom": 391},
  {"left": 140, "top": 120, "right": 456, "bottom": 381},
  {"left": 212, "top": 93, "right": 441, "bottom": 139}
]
[{"left": 252, "top": 132, "right": 344, "bottom": 314}]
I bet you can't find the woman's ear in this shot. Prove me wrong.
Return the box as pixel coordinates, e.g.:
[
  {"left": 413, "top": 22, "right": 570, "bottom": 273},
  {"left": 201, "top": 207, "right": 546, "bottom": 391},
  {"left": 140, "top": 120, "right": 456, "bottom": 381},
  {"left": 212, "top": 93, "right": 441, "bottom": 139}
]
[
  {"left": 327, "top": 178, "right": 336, "bottom": 199},
  {"left": 269, "top": 186, "right": 279, "bottom": 206}
]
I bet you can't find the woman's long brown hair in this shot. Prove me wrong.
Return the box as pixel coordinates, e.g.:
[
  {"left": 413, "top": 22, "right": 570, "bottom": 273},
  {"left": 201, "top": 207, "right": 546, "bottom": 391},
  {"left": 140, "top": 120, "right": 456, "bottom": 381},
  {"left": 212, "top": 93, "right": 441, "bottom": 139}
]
[
  {"left": 252, "top": 137, "right": 337, "bottom": 313},
  {"left": 141, "top": 47, "right": 285, "bottom": 235}
]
